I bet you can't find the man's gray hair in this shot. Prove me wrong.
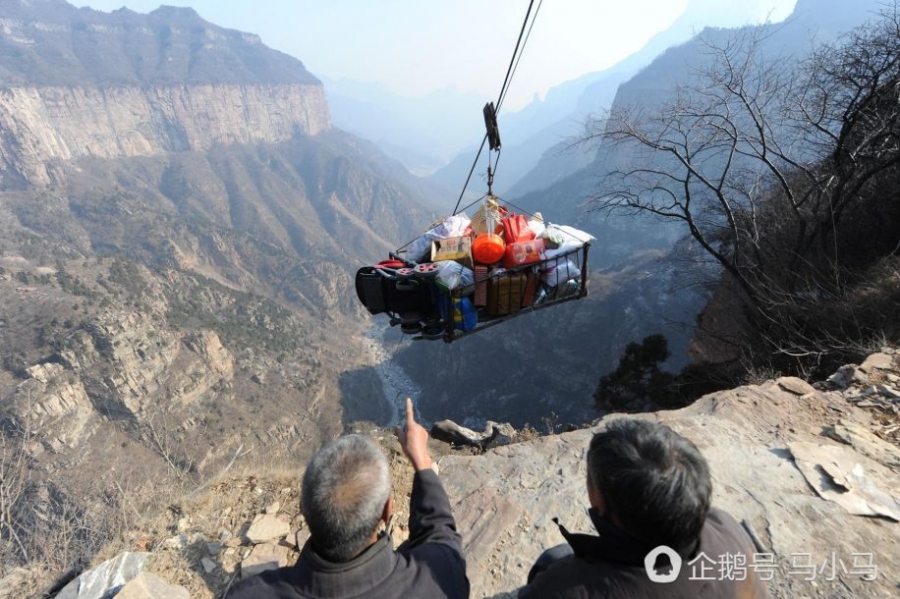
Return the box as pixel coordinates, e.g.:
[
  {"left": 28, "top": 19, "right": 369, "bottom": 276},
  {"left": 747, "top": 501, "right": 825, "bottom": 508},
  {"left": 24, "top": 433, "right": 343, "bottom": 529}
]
[{"left": 301, "top": 434, "right": 391, "bottom": 562}]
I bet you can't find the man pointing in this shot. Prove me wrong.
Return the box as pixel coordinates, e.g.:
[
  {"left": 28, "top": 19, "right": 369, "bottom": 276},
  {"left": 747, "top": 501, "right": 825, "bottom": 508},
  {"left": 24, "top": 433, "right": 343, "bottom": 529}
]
[{"left": 229, "top": 398, "right": 469, "bottom": 599}]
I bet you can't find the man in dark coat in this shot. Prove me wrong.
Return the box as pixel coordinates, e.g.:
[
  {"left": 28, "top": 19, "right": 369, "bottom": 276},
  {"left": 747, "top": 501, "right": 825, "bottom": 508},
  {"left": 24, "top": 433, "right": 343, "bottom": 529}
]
[
  {"left": 228, "top": 398, "right": 469, "bottom": 599},
  {"left": 520, "top": 418, "right": 771, "bottom": 599}
]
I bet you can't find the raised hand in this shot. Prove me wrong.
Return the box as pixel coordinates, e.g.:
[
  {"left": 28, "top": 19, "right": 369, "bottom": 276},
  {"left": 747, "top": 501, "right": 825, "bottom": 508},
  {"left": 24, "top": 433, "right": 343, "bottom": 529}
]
[{"left": 395, "top": 397, "right": 433, "bottom": 471}]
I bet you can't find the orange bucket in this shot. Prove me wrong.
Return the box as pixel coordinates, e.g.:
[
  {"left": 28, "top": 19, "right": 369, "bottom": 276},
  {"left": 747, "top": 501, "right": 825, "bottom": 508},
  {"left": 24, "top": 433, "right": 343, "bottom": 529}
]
[{"left": 472, "top": 233, "right": 506, "bottom": 265}]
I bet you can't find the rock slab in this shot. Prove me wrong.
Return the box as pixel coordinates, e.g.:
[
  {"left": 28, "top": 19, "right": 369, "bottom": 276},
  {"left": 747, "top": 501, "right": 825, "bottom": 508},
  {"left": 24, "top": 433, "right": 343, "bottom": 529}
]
[
  {"left": 241, "top": 543, "right": 292, "bottom": 579},
  {"left": 245, "top": 514, "right": 292, "bottom": 544},
  {"left": 115, "top": 572, "right": 190, "bottom": 599},
  {"left": 438, "top": 379, "right": 900, "bottom": 599},
  {"left": 56, "top": 552, "right": 150, "bottom": 599}
]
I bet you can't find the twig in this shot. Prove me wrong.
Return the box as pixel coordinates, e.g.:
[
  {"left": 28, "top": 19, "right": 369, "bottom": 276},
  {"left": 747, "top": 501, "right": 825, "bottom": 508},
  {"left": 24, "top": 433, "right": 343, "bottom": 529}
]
[
  {"left": 220, "top": 571, "right": 240, "bottom": 598},
  {"left": 112, "top": 479, "right": 142, "bottom": 523},
  {"left": 189, "top": 444, "right": 252, "bottom": 497}
]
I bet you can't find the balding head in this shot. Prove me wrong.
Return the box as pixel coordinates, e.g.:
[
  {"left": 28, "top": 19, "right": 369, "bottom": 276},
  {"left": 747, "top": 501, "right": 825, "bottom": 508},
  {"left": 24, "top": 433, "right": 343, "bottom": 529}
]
[{"left": 301, "top": 434, "right": 391, "bottom": 562}]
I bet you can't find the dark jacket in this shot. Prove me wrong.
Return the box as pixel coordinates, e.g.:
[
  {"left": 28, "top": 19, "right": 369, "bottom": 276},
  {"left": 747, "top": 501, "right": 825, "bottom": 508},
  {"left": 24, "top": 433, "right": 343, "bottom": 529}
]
[
  {"left": 520, "top": 508, "right": 772, "bottom": 599},
  {"left": 227, "top": 468, "right": 469, "bottom": 599}
]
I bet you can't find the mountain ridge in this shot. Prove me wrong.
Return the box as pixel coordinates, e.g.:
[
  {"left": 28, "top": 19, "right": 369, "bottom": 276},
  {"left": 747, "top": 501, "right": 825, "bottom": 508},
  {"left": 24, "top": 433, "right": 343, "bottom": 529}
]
[{"left": 0, "top": 0, "right": 318, "bottom": 86}]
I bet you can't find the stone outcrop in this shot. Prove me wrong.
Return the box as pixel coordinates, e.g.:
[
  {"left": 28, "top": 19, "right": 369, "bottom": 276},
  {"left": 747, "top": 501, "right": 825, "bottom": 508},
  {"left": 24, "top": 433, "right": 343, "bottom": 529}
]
[
  {"left": 0, "top": 83, "right": 330, "bottom": 187},
  {"left": 115, "top": 572, "right": 190, "bottom": 599},
  {"left": 56, "top": 552, "right": 150, "bottom": 599},
  {"left": 437, "top": 354, "right": 900, "bottom": 599},
  {"left": 0, "top": 1, "right": 332, "bottom": 187},
  {"left": 9, "top": 310, "right": 235, "bottom": 459},
  {"left": 244, "top": 514, "right": 292, "bottom": 545},
  {"left": 80, "top": 352, "right": 898, "bottom": 599}
]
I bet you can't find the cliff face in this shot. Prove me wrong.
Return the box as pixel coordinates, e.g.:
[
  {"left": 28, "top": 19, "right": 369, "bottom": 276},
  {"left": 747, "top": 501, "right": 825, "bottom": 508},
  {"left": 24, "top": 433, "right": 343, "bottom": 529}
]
[
  {"left": 0, "top": 1, "right": 331, "bottom": 187},
  {"left": 0, "top": 1, "right": 447, "bottom": 590},
  {"left": 0, "top": 83, "right": 330, "bottom": 186}
]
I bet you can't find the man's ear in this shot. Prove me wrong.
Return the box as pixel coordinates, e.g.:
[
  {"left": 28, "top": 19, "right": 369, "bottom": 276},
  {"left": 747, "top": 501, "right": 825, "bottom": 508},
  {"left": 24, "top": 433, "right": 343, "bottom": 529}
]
[
  {"left": 382, "top": 495, "right": 393, "bottom": 523},
  {"left": 587, "top": 472, "right": 607, "bottom": 515}
]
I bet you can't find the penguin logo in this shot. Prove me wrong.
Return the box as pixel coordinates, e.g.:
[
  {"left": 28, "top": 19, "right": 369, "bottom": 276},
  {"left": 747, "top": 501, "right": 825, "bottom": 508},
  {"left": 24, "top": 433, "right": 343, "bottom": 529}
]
[{"left": 645, "top": 546, "right": 683, "bottom": 583}]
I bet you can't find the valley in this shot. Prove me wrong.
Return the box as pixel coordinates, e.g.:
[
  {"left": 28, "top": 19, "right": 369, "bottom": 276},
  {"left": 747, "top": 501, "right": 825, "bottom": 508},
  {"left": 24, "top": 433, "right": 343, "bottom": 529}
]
[{"left": 2, "top": 1, "right": 899, "bottom": 596}]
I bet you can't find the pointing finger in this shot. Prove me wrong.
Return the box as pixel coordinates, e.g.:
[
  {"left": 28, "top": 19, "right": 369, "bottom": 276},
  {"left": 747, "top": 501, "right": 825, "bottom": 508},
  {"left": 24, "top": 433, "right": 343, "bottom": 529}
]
[{"left": 405, "top": 397, "right": 415, "bottom": 427}]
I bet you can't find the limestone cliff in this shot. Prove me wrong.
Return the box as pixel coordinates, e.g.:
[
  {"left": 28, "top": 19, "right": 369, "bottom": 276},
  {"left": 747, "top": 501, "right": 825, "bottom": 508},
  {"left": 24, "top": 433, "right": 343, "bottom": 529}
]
[
  {"left": 0, "top": 1, "right": 331, "bottom": 187},
  {"left": 0, "top": 83, "right": 330, "bottom": 186}
]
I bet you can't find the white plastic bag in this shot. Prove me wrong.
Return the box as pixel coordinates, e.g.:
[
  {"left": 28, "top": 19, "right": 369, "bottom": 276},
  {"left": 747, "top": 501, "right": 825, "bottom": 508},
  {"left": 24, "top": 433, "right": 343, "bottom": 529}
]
[
  {"left": 405, "top": 214, "right": 471, "bottom": 262},
  {"left": 435, "top": 260, "right": 475, "bottom": 291},
  {"left": 436, "top": 214, "right": 471, "bottom": 238},
  {"left": 543, "top": 259, "right": 581, "bottom": 288},
  {"left": 543, "top": 224, "right": 596, "bottom": 259},
  {"left": 527, "top": 212, "right": 546, "bottom": 238}
]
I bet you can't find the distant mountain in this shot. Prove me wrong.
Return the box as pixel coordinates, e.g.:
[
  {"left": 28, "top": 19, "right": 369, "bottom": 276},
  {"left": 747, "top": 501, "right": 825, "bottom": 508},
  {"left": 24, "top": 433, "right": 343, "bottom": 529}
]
[
  {"left": 431, "top": 0, "right": 804, "bottom": 198},
  {"left": 601, "top": 0, "right": 889, "bottom": 185},
  {"left": 323, "top": 77, "right": 489, "bottom": 176},
  {"left": 0, "top": 0, "right": 318, "bottom": 86}
]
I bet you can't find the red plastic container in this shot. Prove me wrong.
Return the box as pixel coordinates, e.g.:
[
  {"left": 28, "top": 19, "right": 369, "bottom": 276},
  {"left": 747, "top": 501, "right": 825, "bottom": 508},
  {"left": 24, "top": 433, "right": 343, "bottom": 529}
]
[
  {"left": 473, "top": 233, "right": 506, "bottom": 265},
  {"left": 502, "top": 238, "right": 545, "bottom": 268}
]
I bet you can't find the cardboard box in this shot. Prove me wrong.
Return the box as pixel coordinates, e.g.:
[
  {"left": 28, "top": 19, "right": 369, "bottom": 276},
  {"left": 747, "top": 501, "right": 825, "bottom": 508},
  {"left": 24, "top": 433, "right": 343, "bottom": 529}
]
[
  {"left": 487, "top": 273, "right": 527, "bottom": 317},
  {"left": 473, "top": 265, "right": 489, "bottom": 307},
  {"left": 431, "top": 236, "right": 473, "bottom": 269}
]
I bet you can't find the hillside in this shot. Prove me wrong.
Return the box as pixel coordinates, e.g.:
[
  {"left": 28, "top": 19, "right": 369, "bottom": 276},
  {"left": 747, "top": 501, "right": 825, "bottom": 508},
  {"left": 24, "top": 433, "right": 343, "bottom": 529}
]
[
  {"left": 3, "top": 0, "right": 900, "bottom": 594},
  {"left": 0, "top": 0, "right": 446, "bottom": 585},
  {"left": 15, "top": 350, "right": 898, "bottom": 599}
]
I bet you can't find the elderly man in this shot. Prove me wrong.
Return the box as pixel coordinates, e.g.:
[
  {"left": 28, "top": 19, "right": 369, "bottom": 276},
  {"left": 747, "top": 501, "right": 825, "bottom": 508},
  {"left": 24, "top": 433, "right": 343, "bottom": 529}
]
[
  {"left": 521, "top": 418, "right": 771, "bottom": 599},
  {"left": 229, "top": 398, "right": 469, "bottom": 599}
]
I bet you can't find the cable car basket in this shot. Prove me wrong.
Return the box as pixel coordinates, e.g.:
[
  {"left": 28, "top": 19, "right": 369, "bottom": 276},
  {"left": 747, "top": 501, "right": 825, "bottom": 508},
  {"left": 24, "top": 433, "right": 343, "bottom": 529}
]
[{"left": 355, "top": 239, "right": 590, "bottom": 343}]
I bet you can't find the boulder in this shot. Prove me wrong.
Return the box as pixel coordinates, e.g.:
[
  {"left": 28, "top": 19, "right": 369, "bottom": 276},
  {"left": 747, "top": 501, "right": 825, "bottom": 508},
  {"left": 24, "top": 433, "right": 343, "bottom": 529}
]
[
  {"left": 241, "top": 543, "right": 292, "bottom": 578},
  {"left": 432, "top": 419, "right": 515, "bottom": 449},
  {"left": 115, "top": 572, "right": 189, "bottom": 599},
  {"left": 245, "top": 514, "right": 292, "bottom": 544},
  {"left": 776, "top": 376, "right": 816, "bottom": 396},
  {"left": 858, "top": 352, "right": 894, "bottom": 373},
  {"left": 56, "top": 552, "right": 150, "bottom": 599},
  {"left": 201, "top": 557, "right": 218, "bottom": 573}
]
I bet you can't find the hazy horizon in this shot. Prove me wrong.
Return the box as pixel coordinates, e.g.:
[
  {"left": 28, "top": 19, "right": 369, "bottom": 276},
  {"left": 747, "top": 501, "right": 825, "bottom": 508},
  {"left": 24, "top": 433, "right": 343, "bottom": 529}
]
[{"left": 76, "top": 0, "right": 798, "bottom": 113}]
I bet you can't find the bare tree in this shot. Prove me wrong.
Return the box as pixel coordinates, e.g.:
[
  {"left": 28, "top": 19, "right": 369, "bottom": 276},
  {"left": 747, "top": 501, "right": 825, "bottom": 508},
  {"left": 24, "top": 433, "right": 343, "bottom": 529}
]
[
  {"left": 0, "top": 424, "right": 33, "bottom": 565},
  {"left": 141, "top": 413, "right": 195, "bottom": 485},
  {"left": 587, "top": 7, "right": 900, "bottom": 360}
]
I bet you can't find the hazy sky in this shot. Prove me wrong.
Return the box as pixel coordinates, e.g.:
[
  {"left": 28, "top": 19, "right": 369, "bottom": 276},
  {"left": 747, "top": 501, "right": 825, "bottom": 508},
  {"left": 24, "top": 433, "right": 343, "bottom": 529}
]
[{"left": 77, "top": 0, "right": 798, "bottom": 111}]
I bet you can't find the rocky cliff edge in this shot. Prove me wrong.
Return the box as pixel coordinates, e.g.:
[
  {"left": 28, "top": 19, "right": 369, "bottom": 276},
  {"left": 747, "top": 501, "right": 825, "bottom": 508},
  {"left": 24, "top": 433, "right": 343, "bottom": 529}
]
[
  {"left": 8, "top": 351, "right": 899, "bottom": 599},
  {"left": 0, "top": 1, "right": 331, "bottom": 187}
]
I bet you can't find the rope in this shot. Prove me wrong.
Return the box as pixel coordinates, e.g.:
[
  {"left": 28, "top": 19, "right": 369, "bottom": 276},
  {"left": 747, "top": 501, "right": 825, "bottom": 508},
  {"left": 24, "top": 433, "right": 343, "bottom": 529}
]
[
  {"left": 494, "top": 0, "right": 539, "bottom": 115},
  {"left": 497, "top": 0, "right": 544, "bottom": 111},
  {"left": 492, "top": 0, "right": 543, "bottom": 184},
  {"left": 452, "top": 0, "right": 540, "bottom": 215},
  {"left": 452, "top": 134, "right": 489, "bottom": 216}
]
